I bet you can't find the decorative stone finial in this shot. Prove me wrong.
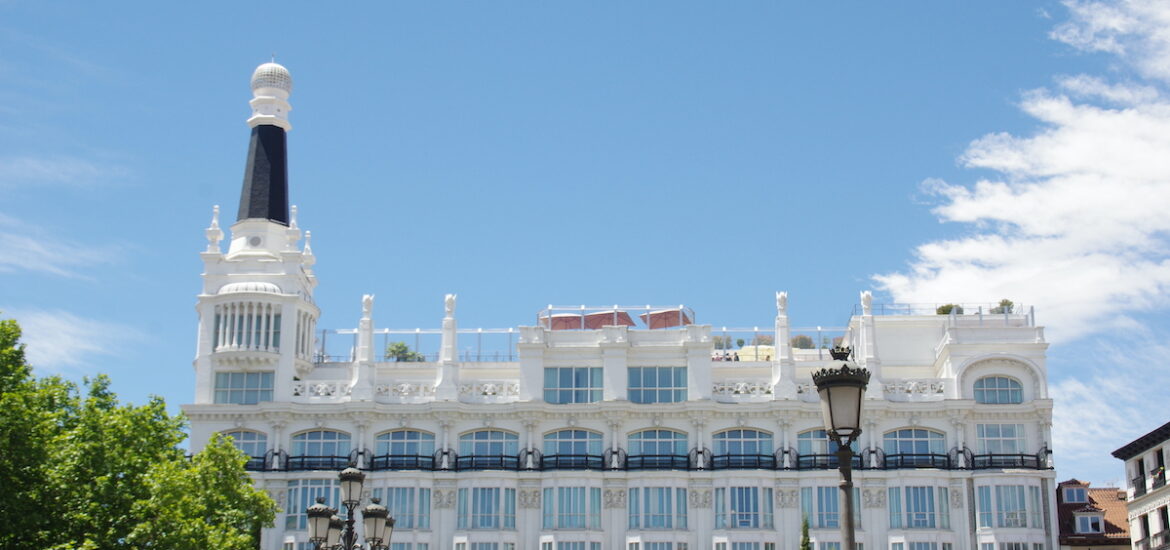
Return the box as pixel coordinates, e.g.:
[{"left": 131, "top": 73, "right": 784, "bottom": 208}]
[
  {"left": 205, "top": 205, "right": 223, "bottom": 253},
  {"left": 445, "top": 294, "right": 457, "bottom": 317},
  {"left": 861, "top": 291, "right": 873, "bottom": 315},
  {"left": 776, "top": 291, "right": 788, "bottom": 315},
  {"left": 362, "top": 294, "right": 374, "bottom": 318},
  {"left": 247, "top": 61, "right": 292, "bottom": 131}
]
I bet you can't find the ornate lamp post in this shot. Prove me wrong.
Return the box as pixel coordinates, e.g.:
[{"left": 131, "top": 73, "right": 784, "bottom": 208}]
[
  {"left": 812, "top": 346, "right": 871, "bottom": 550},
  {"left": 306, "top": 467, "right": 396, "bottom": 550}
]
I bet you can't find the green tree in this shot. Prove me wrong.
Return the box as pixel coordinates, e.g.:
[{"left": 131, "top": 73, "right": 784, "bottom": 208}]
[
  {"left": 790, "top": 334, "right": 815, "bottom": 349},
  {"left": 936, "top": 303, "right": 964, "bottom": 315},
  {"left": 0, "top": 313, "right": 275, "bottom": 550},
  {"left": 990, "top": 299, "right": 1014, "bottom": 314},
  {"left": 751, "top": 334, "right": 774, "bottom": 346},
  {"left": 712, "top": 336, "right": 731, "bottom": 350},
  {"left": 735, "top": 338, "right": 745, "bottom": 348},
  {"left": 385, "top": 341, "right": 424, "bottom": 362},
  {"left": 800, "top": 515, "right": 812, "bottom": 550}
]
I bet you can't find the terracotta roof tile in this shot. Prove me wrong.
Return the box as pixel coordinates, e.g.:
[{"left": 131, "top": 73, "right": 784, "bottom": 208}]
[{"left": 1057, "top": 485, "right": 1131, "bottom": 546}]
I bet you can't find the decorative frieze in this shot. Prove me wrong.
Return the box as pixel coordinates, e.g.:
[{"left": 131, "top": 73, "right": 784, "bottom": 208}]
[
  {"left": 433, "top": 490, "right": 457, "bottom": 509},
  {"left": 688, "top": 489, "right": 712, "bottom": 509},
  {"left": 292, "top": 382, "right": 350, "bottom": 397},
  {"left": 883, "top": 380, "right": 945, "bottom": 395},
  {"left": 375, "top": 382, "right": 436, "bottom": 398},
  {"left": 863, "top": 489, "right": 886, "bottom": 508},
  {"left": 712, "top": 381, "right": 774, "bottom": 397},
  {"left": 458, "top": 381, "right": 520, "bottom": 397},
  {"left": 519, "top": 490, "right": 542, "bottom": 509},
  {"left": 604, "top": 489, "right": 627, "bottom": 509},
  {"left": 775, "top": 489, "right": 799, "bottom": 508}
]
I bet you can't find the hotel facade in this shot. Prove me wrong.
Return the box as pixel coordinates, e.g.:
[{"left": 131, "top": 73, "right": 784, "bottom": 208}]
[{"left": 183, "top": 62, "right": 1060, "bottom": 550}]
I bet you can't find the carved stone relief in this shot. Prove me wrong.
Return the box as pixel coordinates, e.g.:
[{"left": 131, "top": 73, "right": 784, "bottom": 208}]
[
  {"left": 604, "top": 489, "right": 627, "bottom": 509},
  {"left": 862, "top": 489, "right": 886, "bottom": 508},
  {"left": 688, "top": 489, "right": 712, "bottom": 508},
  {"left": 518, "top": 490, "right": 542, "bottom": 509}
]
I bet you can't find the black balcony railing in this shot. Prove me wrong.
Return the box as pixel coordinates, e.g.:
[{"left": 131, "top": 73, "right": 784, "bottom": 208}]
[
  {"left": 244, "top": 456, "right": 267, "bottom": 471},
  {"left": 795, "top": 454, "right": 864, "bottom": 470},
  {"left": 883, "top": 453, "right": 950, "bottom": 469},
  {"left": 970, "top": 453, "right": 1042, "bottom": 469},
  {"left": 711, "top": 454, "right": 777, "bottom": 470},
  {"left": 455, "top": 455, "right": 521, "bottom": 471},
  {"left": 368, "top": 455, "right": 435, "bottom": 471},
  {"left": 285, "top": 455, "right": 351, "bottom": 471},
  {"left": 627, "top": 454, "right": 690, "bottom": 470},
  {"left": 1151, "top": 531, "right": 1170, "bottom": 550},
  {"left": 1152, "top": 469, "right": 1167, "bottom": 489},
  {"left": 1135, "top": 476, "right": 1149, "bottom": 497},
  {"left": 540, "top": 454, "right": 605, "bottom": 470}
]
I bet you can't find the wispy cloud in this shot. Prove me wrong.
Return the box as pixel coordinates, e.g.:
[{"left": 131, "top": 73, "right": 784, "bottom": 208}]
[
  {"left": 4, "top": 308, "right": 142, "bottom": 375},
  {"left": 0, "top": 216, "right": 122, "bottom": 278},
  {"left": 0, "top": 155, "right": 129, "bottom": 189},
  {"left": 876, "top": 0, "right": 1170, "bottom": 343}
]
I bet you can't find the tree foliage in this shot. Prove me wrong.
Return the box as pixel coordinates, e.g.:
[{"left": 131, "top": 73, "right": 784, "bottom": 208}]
[
  {"left": 990, "top": 299, "right": 1014, "bottom": 314},
  {"left": 936, "top": 303, "right": 964, "bottom": 315},
  {"left": 790, "top": 334, "right": 815, "bottom": 349},
  {"left": 0, "top": 313, "right": 275, "bottom": 550},
  {"left": 385, "top": 341, "right": 425, "bottom": 362},
  {"left": 800, "top": 515, "right": 812, "bottom": 550}
]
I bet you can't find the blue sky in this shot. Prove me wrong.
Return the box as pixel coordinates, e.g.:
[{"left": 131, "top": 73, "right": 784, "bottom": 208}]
[{"left": 3, "top": 1, "right": 1169, "bottom": 484}]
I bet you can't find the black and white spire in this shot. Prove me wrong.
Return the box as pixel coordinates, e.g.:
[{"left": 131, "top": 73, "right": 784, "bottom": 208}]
[{"left": 238, "top": 62, "right": 293, "bottom": 225}]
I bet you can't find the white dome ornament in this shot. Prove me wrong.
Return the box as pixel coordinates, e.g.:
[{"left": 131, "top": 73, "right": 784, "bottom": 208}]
[{"left": 247, "top": 61, "right": 293, "bottom": 131}]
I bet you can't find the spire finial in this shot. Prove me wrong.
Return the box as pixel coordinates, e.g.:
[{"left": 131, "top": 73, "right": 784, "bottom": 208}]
[{"left": 205, "top": 205, "right": 223, "bottom": 253}]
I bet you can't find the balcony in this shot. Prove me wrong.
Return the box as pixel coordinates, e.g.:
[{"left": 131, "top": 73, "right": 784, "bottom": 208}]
[
  {"left": 626, "top": 454, "right": 690, "bottom": 470},
  {"left": 285, "top": 455, "right": 351, "bottom": 471},
  {"left": 1135, "top": 476, "right": 1149, "bottom": 497},
  {"left": 971, "top": 453, "right": 1043, "bottom": 469},
  {"left": 711, "top": 454, "right": 777, "bottom": 470},
  {"left": 1153, "top": 468, "right": 1167, "bottom": 489},
  {"left": 540, "top": 454, "right": 605, "bottom": 470},
  {"left": 883, "top": 453, "right": 951, "bottom": 469},
  {"left": 368, "top": 454, "right": 435, "bottom": 471},
  {"left": 795, "top": 454, "right": 864, "bottom": 470},
  {"left": 454, "top": 455, "right": 521, "bottom": 471}
]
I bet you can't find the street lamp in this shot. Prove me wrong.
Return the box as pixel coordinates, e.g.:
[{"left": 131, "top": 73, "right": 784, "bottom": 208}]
[
  {"left": 812, "top": 346, "right": 871, "bottom": 550},
  {"left": 306, "top": 467, "right": 397, "bottom": 550}
]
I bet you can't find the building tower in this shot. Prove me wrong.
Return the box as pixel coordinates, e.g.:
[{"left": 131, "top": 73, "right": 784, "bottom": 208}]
[{"left": 193, "top": 62, "right": 319, "bottom": 409}]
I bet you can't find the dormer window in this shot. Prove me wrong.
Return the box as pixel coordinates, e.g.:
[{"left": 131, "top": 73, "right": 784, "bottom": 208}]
[
  {"left": 1076, "top": 514, "right": 1103, "bottom": 533},
  {"left": 1064, "top": 487, "right": 1087, "bottom": 503}
]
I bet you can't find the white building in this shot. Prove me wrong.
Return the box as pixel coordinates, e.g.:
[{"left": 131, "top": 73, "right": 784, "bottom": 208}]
[
  {"left": 183, "top": 62, "right": 1060, "bottom": 550},
  {"left": 1112, "top": 422, "right": 1170, "bottom": 550}
]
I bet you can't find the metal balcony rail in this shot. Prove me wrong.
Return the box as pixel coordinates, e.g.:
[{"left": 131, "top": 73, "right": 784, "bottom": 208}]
[
  {"left": 970, "top": 453, "right": 1043, "bottom": 469},
  {"left": 1135, "top": 476, "right": 1149, "bottom": 497},
  {"left": 285, "top": 455, "right": 352, "bottom": 471},
  {"left": 795, "top": 454, "right": 864, "bottom": 470},
  {"left": 883, "top": 453, "right": 951, "bottom": 469},
  {"left": 711, "top": 454, "right": 777, "bottom": 470},
  {"left": 540, "top": 454, "right": 605, "bottom": 470},
  {"left": 850, "top": 302, "right": 1036, "bottom": 327},
  {"left": 368, "top": 454, "right": 435, "bottom": 471},
  {"left": 626, "top": 454, "right": 691, "bottom": 470},
  {"left": 454, "top": 455, "right": 522, "bottom": 471},
  {"left": 1153, "top": 469, "right": 1167, "bottom": 489}
]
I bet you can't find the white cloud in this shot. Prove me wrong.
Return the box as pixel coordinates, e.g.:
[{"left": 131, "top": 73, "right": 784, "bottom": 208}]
[
  {"left": 5, "top": 308, "right": 142, "bottom": 375},
  {"left": 0, "top": 155, "right": 128, "bottom": 189},
  {"left": 0, "top": 216, "right": 121, "bottom": 278},
  {"left": 876, "top": 1, "right": 1170, "bottom": 343}
]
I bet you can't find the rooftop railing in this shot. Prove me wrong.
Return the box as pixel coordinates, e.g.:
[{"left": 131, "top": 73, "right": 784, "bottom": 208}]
[{"left": 852, "top": 302, "right": 1035, "bottom": 327}]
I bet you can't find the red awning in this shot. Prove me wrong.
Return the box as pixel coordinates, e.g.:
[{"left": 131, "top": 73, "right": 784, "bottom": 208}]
[
  {"left": 638, "top": 308, "right": 693, "bottom": 329},
  {"left": 540, "top": 313, "right": 585, "bottom": 330},
  {"left": 583, "top": 310, "right": 636, "bottom": 329}
]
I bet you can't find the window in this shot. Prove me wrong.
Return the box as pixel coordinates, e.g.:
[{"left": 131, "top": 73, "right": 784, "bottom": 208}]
[
  {"left": 888, "top": 486, "right": 948, "bottom": 529},
  {"left": 556, "top": 543, "right": 587, "bottom": 550},
  {"left": 629, "top": 430, "right": 688, "bottom": 468},
  {"left": 978, "top": 485, "right": 1037, "bottom": 529},
  {"left": 801, "top": 486, "right": 861, "bottom": 528},
  {"left": 715, "top": 487, "right": 774, "bottom": 529},
  {"left": 734, "top": 544, "right": 761, "bottom": 550},
  {"left": 999, "top": 544, "right": 1028, "bottom": 550},
  {"left": 908, "top": 544, "right": 937, "bottom": 550},
  {"left": 545, "top": 367, "right": 603, "bottom": 403},
  {"left": 457, "top": 487, "right": 516, "bottom": 529},
  {"left": 471, "top": 544, "right": 498, "bottom": 550},
  {"left": 1063, "top": 487, "right": 1087, "bottom": 503},
  {"left": 460, "top": 430, "right": 519, "bottom": 456},
  {"left": 817, "top": 543, "right": 839, "bottom": 550},
  {"left": 291, "top": 430, "right": 351, "bottom": 469},
  {"left": 1076, "top": 515, "right": 1103, "bottom": 533},
  {"left": 713, "top": 429, "right": 773, "bottom": 465},
  {"left": 221, "top": 430, "right": 267, "bottom": 459},
  {"left": 628, "top": 367, "right": 687, "bottom": 403},
  {"left": 797, "top": 430, "right": 858, "bottom": 468},
  {"left": 977, "top": 424, "right": 1025, "bottom": 453},
  {"left": 892, "top": 544, "right": 904, "bottom": 550},
  {"left": 644, "top": 544, "right": 675, "bottom": 550},
  {"left": 213, "top": 303, "right": 281, "bottom": 351},
  {"left": 392, "top": 544, "right": 429, "bottom": 550},
  {"left": 285, "top": 479, "right": 338, "bottom": 529},
  {"left": 628, "top": 487, "right": 687, "bottom": 529},
  {"left": 883, "top": 429, "right": 946, "bottom": 466},
  {"left": 543, "top": 430, "right": 604, "bottom": 467},
  {"left": 542, "top": 486, "right": 602, "bottom": 529},
  {"left": 213, "top": 371, "right": 273, "bottom": 404},
  {"left": 974, "top": 376, "right": 1023, "bottom": 404},
  {"left": 378, "top": 430, "right": 436, "bottom": 456},
  {"left": 372, "top": 487, "right": 431, "bottom": 529}
]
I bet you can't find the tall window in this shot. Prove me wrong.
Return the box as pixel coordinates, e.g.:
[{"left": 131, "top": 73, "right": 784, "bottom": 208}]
[
  {"left": 542, "top": 486, "right": 602, "bottom": 529},
  {"left": 978, "top": 485, "right": 1039, "bottom": 529},
  {"left": 372, "top": 487, "right": 432, "bottom": 529},
  {"left": 1077, "top": 515, "right": 1103, "bottom": 533},
  {"left": 713, "top": 430, "right": 773, "bottom": 463},
  {"left": 213, "top": 302, "right": 281, "bottom": 351},
  {"left": 292, "top": 431, "right": 351, "bottom": 459},
  {"left": 286, "top": 479, "right": 338, "bottom": 529},
  {"left": 977, "top": 424, "right": 1025, "bottom": 454},
  {"left": 629, "top": 430, "right": 688, "bottom": 468},
  {"left": 628, "top": 487, "right": 688, "bottom": 529},
  {"left": 974, "top": 376, "right": 1023, "bottom": 404},
  {"left": 222, "top": 430, "right": 267, "bottom": 459},
  {"left": 378, "top": 430, "right": 436, "bottom": 456},
  {"left": 883, "top": 429, "right": 946, "bottom": 466},
  {"left": 801, "top": 486, "right": 861, "bottom": 529},
  {"left": 214, "top": 371, "right": 274, "bottom": 404},
  {"left": 797, "top": 430, "right": 858, "bottom": 467},
  {"left": 715, "top": 487, "right": 774, "bottom": 529},
  {"left": 544, "top": 367, "right": 603, "bottom": 404},
  {"left": 459, "top": 430, "right": 519, "bottom": 455},
  {"left": 888, "top": 486, "right": 949, "bottom": 529},
  {"left": 628, "top": 367, "right": 687, "bottom": 404},
  {"left": 457, "top": 487, "right": 516, "bottom": 529},
  {"left": 543, "top": 429, "right": 604, "bottom": 468}
]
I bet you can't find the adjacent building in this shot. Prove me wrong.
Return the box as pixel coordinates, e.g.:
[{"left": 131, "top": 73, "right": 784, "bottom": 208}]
[
  {"left": 1055, "top": 479, "right": 1129, "bottom": 550},
  {"left": 183, "top": 62, "right": 1061, "bottom": 550},
  {"left": 1112, "top": 422, "right": 1170, "bottom": 550}
]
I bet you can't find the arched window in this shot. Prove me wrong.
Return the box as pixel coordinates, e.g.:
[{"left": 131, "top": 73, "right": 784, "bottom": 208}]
[
  {"left": 457, "top": 430, "right": 519, "bottom": 470},
  {"left": 543, "top": 429, "right": 604, "bottom": 457},
  {"left": 883, "top": 428, "right": 947, "bottom": 468},
  {"left": 373, "top": 430, "right": 436, "bottom": 470},
  {"left": 222, "top": 430, "right": 267, "bottom": 470},
  {"left": 289, "top": 430, "right": 351, "bottom": 470},
  {"left": 712, "top": 429, "right": 774, "bottom": 469},
  {"left": 974, "top": 376, "right": 1023, "bottom": 404},
  {"left": 795, "top": 429, "right": 858, "bottom": 469},
  {"left": 628, "top": 429, "right": 688, "bottom": 469}
]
